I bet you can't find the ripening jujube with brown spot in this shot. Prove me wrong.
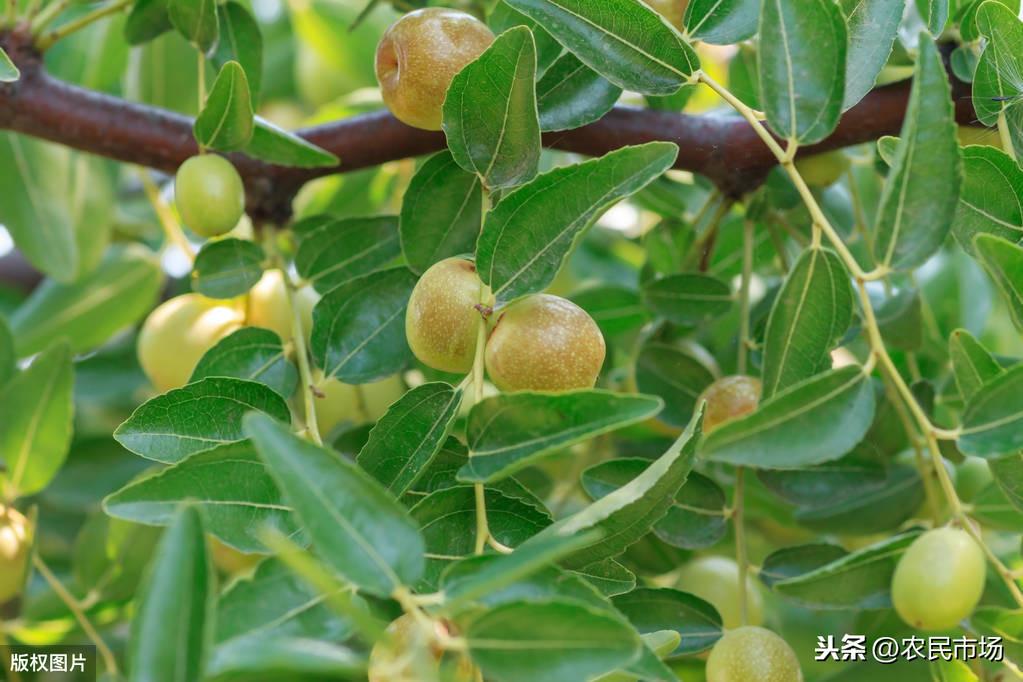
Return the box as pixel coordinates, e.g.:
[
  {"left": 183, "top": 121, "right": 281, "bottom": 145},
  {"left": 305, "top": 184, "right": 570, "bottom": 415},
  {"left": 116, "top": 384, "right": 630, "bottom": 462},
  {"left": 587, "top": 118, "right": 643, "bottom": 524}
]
[
  {"left": 485, "top": 294, "right": 606, "bottom": 392},
  {"left": 375, "top": 8, "right": 495, "bottom": 131},
  {"left": 698, "top": 375, "right": 762, "bottom": 432},
  {"left": 406, "top": 257, "right": 484, "bottom": 374}
]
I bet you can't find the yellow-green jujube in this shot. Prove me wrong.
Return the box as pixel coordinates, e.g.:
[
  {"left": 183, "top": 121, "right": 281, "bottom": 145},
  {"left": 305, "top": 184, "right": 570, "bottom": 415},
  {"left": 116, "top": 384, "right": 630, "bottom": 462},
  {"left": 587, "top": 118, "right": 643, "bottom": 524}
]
[
  {"left": 137, "top": 293, "right": 245, "bottom": 393},
  {"left": 706, "top": 627, "right": 803, "bottom": 682},
  {"left": 368, "top": 614, "right": 475, "bottom": 682},
  {"left": 485, "top": 294, "right": 606, "bottom": 392},
  {"left": 375, "top": 8, "right": 495, "bottom": 131},
  {"left": 891, "top": 527, "right": 986, "bottom": 630},
  {"left": 209, "top": 536, "right": 261, "bottom": 575},
  {"left": 0, "top": 506, "right": 31, "bottom": 604},
  {"left": 246, "top": 270, "right": 318, "bottom": 345},
  {"left": 175, "top": 155, "right": 246, "bottom": 238},
  {"left": 314, "top": 370, "right": 407, "bottom": 434},
  {"left": 406, "top": 258, "right": 484, "bottom": 374},
  {"left": 794, "top": 150, "right": 851, "bottom": 187},
  {"left": 698, "top": 375, "right": 762, "bottom": 432},
  {"left": 677, "top": 556, "right": 764, "bottom": 629},
  {"left": 642, "top": 0, "right": 688, "bottom": 29}
]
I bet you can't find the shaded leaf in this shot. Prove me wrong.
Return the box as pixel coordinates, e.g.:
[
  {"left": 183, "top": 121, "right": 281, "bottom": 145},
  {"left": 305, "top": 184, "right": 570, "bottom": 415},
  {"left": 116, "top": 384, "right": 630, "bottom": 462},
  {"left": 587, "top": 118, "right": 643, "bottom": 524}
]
[
  {"left": 612, "top": 588, "right": 722, "bottom": 656},
  {"left": 634, "top": 339, "right": 716, "bottom": 428},
  {"left": 125, "top": 0, "right": 172, "bottom": 44},
  {"left": 537, "top": 52, "right": 622, "bottom": 132},
  {"left": 212, "top": 1, "right": 263, "bottom": 98},
  {"left": 952, "top": 145, "right": 1023, "bottom": 256},
  {"left": 950, "top": 328, "right": 1004, "bottom": 401},
  {"left": 684, "top": 0, "right": 759, "bottom": 45},
  {"left": 296, "top": 216, "right": 400, "bottom": 294},
  {"left": 974, "top": 233, "right": 1023, "bottom": 330},
  {"left": 191, "top": 327, "right": 298, "bottom": 398},
  {"left": 840, "top": 0, "right": 903, "bottom": 109},
  {"left": 168, "top": 0, "right": 218, "bottom": 54},
  {"left": 641, "top": 273, "right": 732, "bottom": 326},
  {"left": 960, "top": 364, "right": 1023, "bottom": 458}
]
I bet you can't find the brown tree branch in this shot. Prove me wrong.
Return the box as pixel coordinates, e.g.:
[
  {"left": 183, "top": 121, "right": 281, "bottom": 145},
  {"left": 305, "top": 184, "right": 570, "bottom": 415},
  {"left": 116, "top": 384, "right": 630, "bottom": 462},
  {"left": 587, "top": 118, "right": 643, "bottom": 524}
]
[{"left": 0, "top": 27, "right": 980, "bottom": 223}]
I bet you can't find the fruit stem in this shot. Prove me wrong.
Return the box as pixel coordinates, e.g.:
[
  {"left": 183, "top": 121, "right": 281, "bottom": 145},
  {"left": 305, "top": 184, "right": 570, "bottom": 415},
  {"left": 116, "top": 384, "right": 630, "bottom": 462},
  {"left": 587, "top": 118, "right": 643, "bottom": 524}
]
[
  {"left": 32, "top": 554, "right": 119, "bottom": 677},
  {"left": 470, "top": 312, "right": 491, "bottom": 554},
  {"left": 733, "top": 466, "right": 749, "bottom": 626},
  {"left": 139, "top": 169, "right": 196, "bottom": 263},
  {"left": 34, "top": 0, "right": 131, "bottom": 50}
]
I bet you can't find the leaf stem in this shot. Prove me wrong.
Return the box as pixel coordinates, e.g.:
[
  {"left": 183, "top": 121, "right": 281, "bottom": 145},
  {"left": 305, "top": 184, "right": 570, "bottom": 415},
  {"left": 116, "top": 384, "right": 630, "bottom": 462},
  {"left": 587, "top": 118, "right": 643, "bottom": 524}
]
[
  {"left": 737, "top": 219, "right": 754, "bottom": 375},
  {"left": 32, "top": 554, "right": 119, "bottom": 677},
  {"left": 35, "top": 0, "right": 131, "bottom": 49},
  {"left": 139, "top": 169, "right": 195, "bottom": 263},
  {"left": 471, "top": 306, "right": 491, "bottom": 556},
  {"left": 28, "top": 0, "right": 69, "bottom": 34},
  {"left": 733, "top": 466, "right": 749, "bottom": 626}
]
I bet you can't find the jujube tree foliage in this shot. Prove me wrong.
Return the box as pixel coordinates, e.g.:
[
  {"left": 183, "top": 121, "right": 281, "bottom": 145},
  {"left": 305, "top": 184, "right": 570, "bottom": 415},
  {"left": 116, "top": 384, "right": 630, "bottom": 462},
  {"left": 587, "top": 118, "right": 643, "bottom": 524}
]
[{"left": 1, "top": 0, "right": 1023, "bottom": 680}]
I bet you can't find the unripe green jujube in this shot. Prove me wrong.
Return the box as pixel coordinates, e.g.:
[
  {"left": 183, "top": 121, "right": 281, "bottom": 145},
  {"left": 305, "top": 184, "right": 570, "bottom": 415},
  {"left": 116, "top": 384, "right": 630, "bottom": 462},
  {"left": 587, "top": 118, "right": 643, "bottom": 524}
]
[
  {"left": 406, "top": 258, "right": 484, "bottom": 374},
  {"left": 794, "top": 150, "right": 851, "bottom": 187},
  {"left": 677, "top": 556, "right": 764, "bottom": 629},
  {"left": 0, "top": 506, "right": 31, "bottom": 605},
  {"left": 175, "top": 154, "right": 246, "bottom": 238},
  {"left": 375, "top": 8, "right": 495, "bottom": 131},
  {"left": 706, "top": 627, "right": 803, "bottom": 682},
  {"left": 485, "top": 294, "right": 606, "bottom": 392},
  {"left": 891, "top": 527, "right": 986, "bottom": 630},
  {"left": 956, "top": 457, "right": 993, "bottom": 503},
  {"left": 698, "top": 375, "right": 762, "bottom": 432}
]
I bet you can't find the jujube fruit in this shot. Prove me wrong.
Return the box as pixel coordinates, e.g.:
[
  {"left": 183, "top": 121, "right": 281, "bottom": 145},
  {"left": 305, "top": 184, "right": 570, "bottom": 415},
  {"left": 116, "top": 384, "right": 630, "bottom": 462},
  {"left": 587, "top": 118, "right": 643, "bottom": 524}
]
[
  {"left": 956, "top": 457, "right": 993, "bottom": 503},
  {"left": 485, "top": 294, "right": 606, "bottom": 392},
  {"left": 677, "top": 556, "right": 764, "bottom": 629},
  {"left": 375, "top": 8, "right": 495, "bottom": 131},
  {"left": 642, "top": 0, "right": 688, "bottom": 29},
  {"left": 0, "top": 506, "right": 31, "bottom": 605},
  {"left": 137, "top": 293, "right": 245, "bottom": 392},
  {"left": 209, "top": 536, "right": 261, "bottom": 575},
  {"left": 368, "top": 614, "right": 475, "bottom": 682},
  {"left": 246, "top": 270, "right": 318, "bottom": 345},
  {"left": 406, "top": 258, "right": 484, "bottom": 374},
  {"left": 175, "top": 154, "right": 246, "bottom": 238},
  {"left": 706, "top": 626, "right": 803, "bottom": 682},
  {"left": 891, "top": 527, "right": 985, "bottom": 630},
  {"left": 698, "top": 375, "right": 762, "bottom": 432},
  {"left": 794, "top": 150, "right": 850, "bottom": 187},
  {"left": 313, "top": 370, "right": 407, "bottom": 435}
]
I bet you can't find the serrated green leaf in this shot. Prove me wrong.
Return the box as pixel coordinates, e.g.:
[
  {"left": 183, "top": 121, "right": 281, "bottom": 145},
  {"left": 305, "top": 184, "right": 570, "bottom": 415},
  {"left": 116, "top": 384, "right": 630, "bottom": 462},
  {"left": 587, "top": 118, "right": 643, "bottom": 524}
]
[
  {"left": 953, "top": 145, "right": 1023, "bottom": 256},
  {"left": 974, "top": 233, "right": 1023, "bottom": 330},
  {"left": 0, "top": 342, "right": 73, "bottom": 498},
  {"left": 190, "top": 327, "right": 297, "bottom": 399},
  {"left": 444, "top": 26, "right": 541, "bottom": 190},
  {"left": 477, "top": 142, "right": 678, "bottom": 302},
  {"left": 212, "top": 1, "right": 263, "bottom": 98},
  {"left": 574, "top": 559, "right": 636, "bottom": 597},
  {"left": 125, "top": 0, "right": 172, "bottom": 44},
  {"left": 702, "top": 366, "right": 876, "bottom": 468},
  {"left": 192, "top": 238, "right": 264, "bottom": 298},
  {"left": 399, "top": 152, "right": 483, "bottom": 275},
  {"left": 757, "top": 445, "right": 888, "bottom": 507},
  {"left": 168, "top": 0, "right": 218, "bottom": 53},
  {"left": 840, "top": 0, "right": 902, "bottom": 109},
  {"left": 465, "top": 600, "right": 642, "bottom": 682},
  {"left": 104, "top": 441, "right": 297, "bottom": 553},
  {"left": 0, "top": 47, "right": 19, "bottom": 82},
  {"left": 243, "top": 117, "right": 338, "bottom": 169},
  {"left": 504, "top": 0, "right": 698, "bottom": 96},
  {"left": 10, "top": 245, "right": 162, "bottom": 357},
  {"left": 762, "top": 247, "right": 853, "bottom": 399},
  {"left": 458, "top": 390, "right": 663, "bottom": 483},
  {"left": 873, "top": 36, "right": 961, "bottom": 270},
  {"left": 310, "top": 267, "right": 415, "bottom": 383},
  {"left": 758, "top": 542, "right": 847, "bottom": 588},
  {"left": 917, "top": 0, "right": 950, "bottom": 35},
  {"left": 115, "top": 377, "right": 292, "bottom": 463},
  {"left": 296, "top": 216, "right": 400, "bottom": 294},
  {"left": 960, "top": 364, "right": 1023, "bottom": 457},
  {"left": 245, "top": 413, "right": 425, "bottom": 597},
  {"left": 793, "top": 464, "right": 924, "bottom": 534},
  {"left": 129, "top": 506, "right": 214, "bottom": 682},
  {"left": 641, "top": 273, "right": 732, "bottom": 325},
  {"left": 950, "top": 328, "right": 1004, "bottom": 401},
  {"left": 683, "top": 0, "right": 759, "bottom": 45},
  {"left": 489, "top": 2, "right": 564, "bottom": 75},
  {"left": 194, "top": 62, "right": 254, "bottom": 151},
  {"left": 357, "top": 382, "right": 462, "bottom": 496},
  {"left": 537, "top": 52, "right": 622, "bottom": 132},
  {"left": 758, "top": 0, "right": 846, "bottom": 144},
  {"left": 973, "top": 1, "right": 1023, "bottom": 127},
  {"left": 612, "top": 588, "right": 722, "bottom": 656}
]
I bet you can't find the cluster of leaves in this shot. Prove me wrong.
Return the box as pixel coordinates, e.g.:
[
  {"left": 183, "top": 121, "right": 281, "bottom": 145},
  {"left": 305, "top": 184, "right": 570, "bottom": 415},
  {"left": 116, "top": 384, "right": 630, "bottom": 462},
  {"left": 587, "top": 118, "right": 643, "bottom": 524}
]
[{"left": 4, "top": 0, "right": 1023, "bottom": 680}]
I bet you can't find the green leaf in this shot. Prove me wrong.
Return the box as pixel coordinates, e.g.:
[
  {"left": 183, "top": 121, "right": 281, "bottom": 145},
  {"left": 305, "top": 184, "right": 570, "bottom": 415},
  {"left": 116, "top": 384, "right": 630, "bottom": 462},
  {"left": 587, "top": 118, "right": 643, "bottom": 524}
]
[
  {"left": 634, "top": 339, "right": 716, "bottom": 428},
  {"left": 767, "top": 531, "right": 922, "bottom": 609},
  {"left": 206, "top": 638, "right": 365, "bottom": 681},
  {"left": 970, "top": 607, "right": 1023, "bottom": 666},
  {"left": 465, "top": 600, "right": 642, "bottom": 682},
  {"left": 758, "top": 542, "right": 847, "bottom": 588},
  {"left": 970, "top": 480, "right": 1023, "bottom": 531},
  {"left": 489, "top": 1, "right": 564, "bottom": 75},
  {"left": 295, "top": 216, "right": 400, "bottom": 294},
  {"left": 641, "top": 273, "right": 732, "bottom": 326},
  {"left": 10, "top": 245, "right": 162, "bottom": 357},
  {"left": 73, "top": 514, "right": 162, "bottom": 604},
  {"left": 762, "top": 247, "right": 853, "bottom": 399},
  {"left": 989, "top": 454, "right": 1023, "bottom": 516},
  {"left": 537, "top": 52, "right": 622, "bottom": 132},
  {"left": 129, "top": 506, "right": 214, "bottom": 682},
  {"left": 0, "top": 46, "right": 19, "bottom": 82},
  {"left": 458, "top": 390, "right": 664, "bottom": 483},
  {"left": 793, "top": 464, "right": 924, "bottom": 534},
  {"left": 612, "top": 588, "right": 722, "bottom": 656},
  {"left": 572, "top": 285, "right": 649, "bottom": 337},
  {"left": 504, "top": 0, "right": 698, "bottom": 96},
  {"left": 950, "top": 328, "right": 1004, "bottom": 401},
  {"left": 357, "top": 383, "right": 463, "bottom": 496},
  {"left": 583, "top": 462, "right": 728, "bottom": 551},
  {"left": 0, "top": 342, "right": 73, "bottom": 498},
  {"left": 192, "top": 238, "right": 264, "bottom": 298},
  {"left": 443, "top": 26, "right": 541, "bottom": 189},
  {"left": 973, "top": 1, "right": 1023, "bottom": 127},
  {"left": 953, "top": 145, "right": 1023, "bottom": 255},
  {"left": 243, "top": 117, "right": 338, "bottom": 169},
  {"left": 574, "top": 559, "right": 636, "bottom": 597},
  {"left": 960, "top": 364, "right": 1023, "bottom": 458},
  {"left": 684, "top": 0, "right": 759, "bottom": 45},
  {"left": 399, "top": 152, "right": 483, "bottom": 275},
  {"left": 114, "top": 377, "right": 292, "bottom": 464},
  {"left": 168, "top": 0, "right": 218, "bottom": 54},
  {"left": 212, "top": 1, "right": 263, "bottom": 98},
  {"left": 477, "top": 142, "right": 678, "bottom": 302},
  {"left": 104, "top": 441, "right": 297, "bottom": 553},
  {"left": 930, "top": 660, "right": 980, "bottom": 682},
  {"left": 758, "top": 0, "right": 846, "bottom": 143},
  {"left": 310, "top": 267, "right": 416, "bottom": 384},
  {"left": 245, "top": 413, "right": 425, "bottom": 597},
  {"left": 974, "top": 234, "right": 1023, "bottom": 330},
  {"left": 917, "top": 0, "right": 950, "bottom": 35},
  {"left": 125, "top": 0, "right": 173, "bottom": 44},
  {"left": 839, "top": 0, "right": 903, "bottom": 109},
  {"left": 873, "top": 37, "right": 962, "bottom": 270},
  {"left": 0, "top": 317, "right": 13, "bottom": 389},
  {"left": 191, "top": 327, "right": 298, "bottom": 399},
  {"left": 702, "top": 366, "right": 876, "bottom": 468},
  {"left": 530, "top": 405, "right": 703, "bottom": 569},
  {"left": 194, "top": 62, "right": 254, "bottom": 151},
  {"left": 874, "top": 287, "right": 923, "bottom": 352}
]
